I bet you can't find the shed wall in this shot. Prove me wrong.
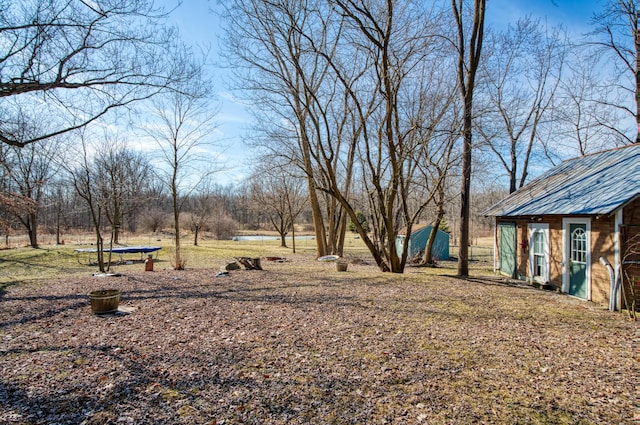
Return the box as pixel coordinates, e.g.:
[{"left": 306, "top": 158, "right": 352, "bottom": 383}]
[
  {"left": 496, "top": 213, "right": 621, "bottom": 307},
  {"left": 589, "top": 215, "right": 615, "bottom": 305},
  {"left": 621, "top": 199, "right": 640, "bottom": 311},
  {"left": 546, "top": 216, "right": 564, "bottom": 289}
]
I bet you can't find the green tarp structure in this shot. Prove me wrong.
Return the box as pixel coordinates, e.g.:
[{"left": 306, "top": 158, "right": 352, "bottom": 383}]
[{"left": 396, "top": 225, "right": 450, "bottom": 261}]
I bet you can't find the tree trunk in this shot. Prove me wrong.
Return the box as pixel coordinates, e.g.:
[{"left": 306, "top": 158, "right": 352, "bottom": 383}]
[
  {"left": 423, "top": 217, "right": 443, "bottom": 266},
  {"left": 453, "top": 0, "right": 485, "bottom": 277},
  {"left": 27, "top": 212, "right": 38, "bottom": 248},
  {"left": 291, "top": 219, "right": 296, "bottom": 254},
  {"left": 304, "top": 160, "right": 327, "bottom": 257},
  {"left": 113, "top": 201, "right": 121, "bottom": 244},
  {"left": 55, "top": 202, "right": 62, "bottom": 245},
  {"left": 90, "top": 205, "right": 105, "bottom": 273},
  {"left": 509, "top": 144, "right": 518, "bottom": 194},
  {"left": 458, "top": 104, "right": 473, "bottom": 277},
  {"left": 173, "top": 206, "right": 182, "bottom": 270},
  {"left": 96, "top": 232, "right": 104, "bottom": 272},
  {"left": 336, "top": 209, "right": 348, "bottom": 257},
  {"left": 172, "top": 175, "right": 183, "bottom": 269}
]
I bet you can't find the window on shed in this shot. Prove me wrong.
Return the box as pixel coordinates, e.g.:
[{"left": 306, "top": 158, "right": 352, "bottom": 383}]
[{"left": 532, "top": 230, "right": 546, "bottom": 278}]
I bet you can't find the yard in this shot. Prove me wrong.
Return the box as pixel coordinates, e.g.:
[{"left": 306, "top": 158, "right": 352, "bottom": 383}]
[{"left": 0, "top": 242, "right": 636, "bottom": 424}]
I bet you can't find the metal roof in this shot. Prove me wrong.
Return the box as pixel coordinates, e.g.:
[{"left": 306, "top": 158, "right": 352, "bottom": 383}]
[{"left": 483, "top": 144, "right": 640, "bottom": 217}]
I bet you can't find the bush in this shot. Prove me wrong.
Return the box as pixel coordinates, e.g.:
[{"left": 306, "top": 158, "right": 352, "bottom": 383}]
[
  {"left": 140, "top": 209, "right": 168, "bottom": 233},
  {"left": 213, "top": 213, "right": 239, "bottom": 240},
  {"left": 348, "top": 211, "right": 369, "bottom": 233}
]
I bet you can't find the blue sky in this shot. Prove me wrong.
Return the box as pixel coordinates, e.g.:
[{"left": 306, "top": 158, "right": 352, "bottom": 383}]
[
  {"left": 156, "top": 0, "right": 607, "bottom": 184},
  {"left": 491, "top": 0, "right": 603, "bottom": 30}
]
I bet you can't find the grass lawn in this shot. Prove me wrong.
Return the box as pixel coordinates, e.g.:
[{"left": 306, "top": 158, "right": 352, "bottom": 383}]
[{"left": 0, "top": 236, "right": 636, "bottom": 424}]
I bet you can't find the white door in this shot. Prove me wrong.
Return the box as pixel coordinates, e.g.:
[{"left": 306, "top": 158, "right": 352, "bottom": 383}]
[{"left": 529, "top": 224, "right": 549, "bottom": 283}]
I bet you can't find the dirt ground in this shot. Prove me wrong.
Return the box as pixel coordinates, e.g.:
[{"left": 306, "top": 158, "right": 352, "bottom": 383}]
[{"left": 0, "top": 255, "right": 637, "bottom": 424}]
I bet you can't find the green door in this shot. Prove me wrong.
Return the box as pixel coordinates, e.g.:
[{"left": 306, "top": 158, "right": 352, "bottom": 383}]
[
  {"left": 499, "top": 223, "right": 517, "bottom": 278},
  {"left": 569, "top": 223, "right": 588, "bottom": 299}
]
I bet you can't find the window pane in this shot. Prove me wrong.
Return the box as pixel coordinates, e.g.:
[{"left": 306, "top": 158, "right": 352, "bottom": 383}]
[{"left": 571, "top": 228, "right": 586, "bottom": 263}]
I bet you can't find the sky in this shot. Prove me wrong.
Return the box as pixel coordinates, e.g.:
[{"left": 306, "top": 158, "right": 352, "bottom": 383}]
[{"left": 155, "top": 0, "right": 608, "bottom": 184}]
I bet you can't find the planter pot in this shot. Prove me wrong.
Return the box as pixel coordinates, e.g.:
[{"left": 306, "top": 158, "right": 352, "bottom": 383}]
[
  {"left": 89, "top": 289, "right": 121, "bottom": 314},
  {"left": 336, "top": 262, "right": 348, "bottom": 272}
]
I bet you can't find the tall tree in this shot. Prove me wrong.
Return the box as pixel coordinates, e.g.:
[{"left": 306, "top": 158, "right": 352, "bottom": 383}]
[
  {"left": 143, "top": 52, "right": 219, "bottom": 270},
  {"left": 222, "top": 0, "right": 349, "bottom": 258},
  {"left": 590, "top": 0, "right": 639, "bottom": 143},
  {"left": 67, "top": 131, "right": 109, "bottom": 272},
  {"left": 93, "top": 136, "right": 153, "bottom": 244},
  {"left": 478, "top": 18, "right": 566, "bottom": 193},
  {"left": 0, "top": 0, "right": 186, "bottom": 148},
  {"left": 452, "top": 0, "right": 486, "bottom": 277},
  {"left": 223, "top": 0, "right": 455, "bottom": 272},
  {"left": 0, "top": 123, "right": 62, "bottom": 248}
]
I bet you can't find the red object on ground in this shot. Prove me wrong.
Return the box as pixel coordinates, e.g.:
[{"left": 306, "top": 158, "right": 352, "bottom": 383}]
[{"left": 144, "top": 256, "right": 154, "bottom": 271}]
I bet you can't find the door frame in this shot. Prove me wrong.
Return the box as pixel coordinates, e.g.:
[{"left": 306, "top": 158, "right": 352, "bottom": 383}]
[
  {"left": 562, "top": 217, "right": 591, "bottom": 300},
  {"left": 528, "top": 223, "right": 550, "bottom": 284}
]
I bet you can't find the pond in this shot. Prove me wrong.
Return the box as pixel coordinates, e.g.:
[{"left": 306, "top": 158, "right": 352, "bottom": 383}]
[{"left": 231, "top": 235, "right": 316, "bottom": 241}]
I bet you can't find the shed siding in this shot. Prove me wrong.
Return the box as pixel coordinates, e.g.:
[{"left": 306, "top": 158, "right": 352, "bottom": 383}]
[
  {"left": 516, "top": 221, "right": 528, "bottom": 279},
  {"left": 623, "top": 199, "right": 640, "bottom": 225},
  {"left": 589, "top": 216, "right": 616, "bottom": 305},
  {"left": 545, "top": 216, "right": 564, "bottom": 289},
  {"left": 621, "top": 199, "right": 640, "bottom": 310}
]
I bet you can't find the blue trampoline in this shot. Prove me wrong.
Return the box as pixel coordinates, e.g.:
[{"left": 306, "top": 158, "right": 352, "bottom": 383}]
[{"left": 75, "top": 246, "right": 161, "bottom": 265}]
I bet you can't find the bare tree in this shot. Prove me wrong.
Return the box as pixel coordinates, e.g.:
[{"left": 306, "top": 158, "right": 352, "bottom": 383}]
[
  {"left": 249, "top": 161, "right": 308, "bottom": 251},
  {"left": 184, "top": 181, "right": 218, "bottom": 246},
  {"left": 452, "top": 0, "right": 486, "bottom": 277},
  {"left": 0, "top": 0, "right": 186, "bottom": 148},
  {"left": 417, "top": 129, "right": 460, "bottom": 266},
  {"left": 67, "top": 131, "right": 110, "bottom": 272},
  {"left": 0, "top": 192, "right": 35, "bottom": 247},
  {"left": 93, "top": 136, "right": 153, "bottom": 244},
  {"left": 46, "top": 177, "right": 73, "bottom": 245},
  {"left": 478, "top": 17, "right": 566, "bottom": 193},
  {"left": 589, "top": 0, "right": 638, "bottom": 143},
  {"left": 224, "top": 0, "right": 457, "bottom": 272},
  {"left": 222, "top": 0, "right": 353, "bottom": 258},
  {"left": 0, "top": 124, "right": 63, "bottom": 248},
  {"left": 65, "top": 131, "right": 154, "bottom": 271},
  {"left": 143, "top": 54, "right": 219, "bottom": 270},
  {"left": 549, "top": 47, "right": 628, "bottom": 157}
]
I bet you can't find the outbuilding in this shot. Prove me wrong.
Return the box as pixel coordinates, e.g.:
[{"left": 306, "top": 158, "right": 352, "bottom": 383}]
[
  {"left": 483, "top": 144, "right": 640, "bottom": 311},
  {"left": 396, "top": 224, "right": 450, "bottom": 262}
]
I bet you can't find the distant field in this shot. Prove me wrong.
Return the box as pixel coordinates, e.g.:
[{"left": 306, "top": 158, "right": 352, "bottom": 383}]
[{"left": 0, "top": 232, "right": 494, "bottom": 288}]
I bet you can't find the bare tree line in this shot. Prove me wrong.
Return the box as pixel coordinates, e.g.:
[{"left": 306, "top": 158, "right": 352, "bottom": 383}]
[{"left": 0, "top": 0, "right": 637, "bottom": 275}]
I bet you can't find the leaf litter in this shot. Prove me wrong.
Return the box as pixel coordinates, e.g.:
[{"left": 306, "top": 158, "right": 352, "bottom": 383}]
[{"left": 0, "top": 255, "right": 636, "bottom": 424}]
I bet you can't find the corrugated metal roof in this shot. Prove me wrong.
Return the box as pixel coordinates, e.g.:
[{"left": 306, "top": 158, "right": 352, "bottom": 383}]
[{"left": 483, "top": 144, "right": 640, "bottom": 217}]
